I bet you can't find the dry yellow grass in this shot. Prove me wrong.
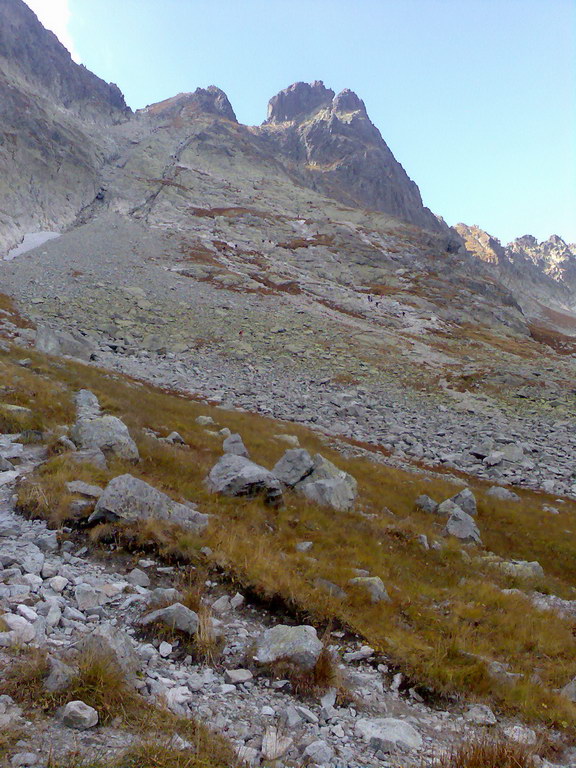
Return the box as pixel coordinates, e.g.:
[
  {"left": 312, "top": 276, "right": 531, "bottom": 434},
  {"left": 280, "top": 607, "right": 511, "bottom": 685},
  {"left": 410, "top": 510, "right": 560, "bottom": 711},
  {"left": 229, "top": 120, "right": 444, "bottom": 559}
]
[
  {"left": 2, "top": 345, "right": 576, "bottom": 730},
  {"left": 434, "top": 736, "right": 534, "bottom": 768}
]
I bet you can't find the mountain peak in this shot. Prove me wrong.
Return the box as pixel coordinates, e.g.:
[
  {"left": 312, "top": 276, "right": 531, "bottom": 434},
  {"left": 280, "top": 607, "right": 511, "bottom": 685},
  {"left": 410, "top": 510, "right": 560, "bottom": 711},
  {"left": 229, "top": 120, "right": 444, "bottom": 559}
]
[
  {"left": 265, "top": 80, "right": 335, "bottom": 123},
  {"left": 332, "top": 88, "right": 367, "bottom": 115},
  {"left": 143, "top": 86, "right": 237, "bottom": 122}
]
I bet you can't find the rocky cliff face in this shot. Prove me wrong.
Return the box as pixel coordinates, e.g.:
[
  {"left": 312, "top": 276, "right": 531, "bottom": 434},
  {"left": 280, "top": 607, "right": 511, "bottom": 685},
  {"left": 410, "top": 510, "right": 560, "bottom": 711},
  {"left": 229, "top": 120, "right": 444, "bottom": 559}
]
[
  {"left": 0, "top": 0, "right": 131, "bottom": 253},
  {"left": 256, "top": 81, "right": 445, "bottom": 234},
  {"left": 0, "top": 0, "right": 127, "bottom": 117}
]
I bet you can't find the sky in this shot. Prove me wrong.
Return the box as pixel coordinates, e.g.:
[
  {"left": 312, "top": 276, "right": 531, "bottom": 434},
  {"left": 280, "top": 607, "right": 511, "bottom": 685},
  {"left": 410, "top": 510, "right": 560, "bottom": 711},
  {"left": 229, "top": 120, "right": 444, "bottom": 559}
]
[{"left": 25, "top": 0, "right": 576, "bottom": 245}]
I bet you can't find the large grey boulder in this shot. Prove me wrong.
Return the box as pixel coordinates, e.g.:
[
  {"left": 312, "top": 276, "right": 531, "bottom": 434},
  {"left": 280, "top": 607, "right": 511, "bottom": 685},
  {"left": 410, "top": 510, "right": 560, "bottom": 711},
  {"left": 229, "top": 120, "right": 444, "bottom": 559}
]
[
  {"left": 355, "top": 717, "right": 422, "bottom": 750},
  {"left": 222, "top": 433, "right": 249, "bottom": 457},
  {"left": 70, "top": 415, "right": 139, "bottom": 462},
  {"left": 139, "top": 603, "right": 199, "bottom": 636},
  {"left": 254, "top": 625, "right": 323, "bottom": 670},
  {"left": 206, "top": 454, "right": 283, "bottom": 506},
  {"left": 89, "top": 474, "right": 209, "bottom": 533},
  {"left": 301, "top": 478, "right": 356, "bottom": 512},
  {"left": 35, "top": 325, "right": 95, "bottom": 362},
  {"left": 272, "top": 449, "right": 314, "bottom": 486},
  {"left": 295, "top": 454, "right": 357, "bottom": 512},
  {"left": 450, "top": 488, "right": 477, "bottom": 516},
  {"left": 444, "top": 507, "right": 482, "bottom": 545}
]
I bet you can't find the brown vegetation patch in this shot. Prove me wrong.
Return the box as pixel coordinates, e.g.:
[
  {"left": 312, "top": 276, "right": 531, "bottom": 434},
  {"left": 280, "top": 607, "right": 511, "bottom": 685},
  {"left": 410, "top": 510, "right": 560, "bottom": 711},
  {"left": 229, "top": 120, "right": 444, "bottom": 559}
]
[
  {"left": 529, "top": 322, "right": 576, "bottom": 355},
  {"left": 0, "top": 292, "right": 34, "bottom": 329},
  {"left": 277, "top": 233, "right": 336, "bottom": 250},
  {"left": 190, "top": 206, "right": 271, "bottom": 220}
]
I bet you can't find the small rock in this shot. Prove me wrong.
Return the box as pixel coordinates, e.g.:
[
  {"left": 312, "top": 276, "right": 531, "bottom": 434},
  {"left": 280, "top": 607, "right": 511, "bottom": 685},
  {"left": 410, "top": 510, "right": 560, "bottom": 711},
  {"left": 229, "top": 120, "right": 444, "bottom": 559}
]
[{"left": 61, "top": 700, "right": 99, "bottom": 730}]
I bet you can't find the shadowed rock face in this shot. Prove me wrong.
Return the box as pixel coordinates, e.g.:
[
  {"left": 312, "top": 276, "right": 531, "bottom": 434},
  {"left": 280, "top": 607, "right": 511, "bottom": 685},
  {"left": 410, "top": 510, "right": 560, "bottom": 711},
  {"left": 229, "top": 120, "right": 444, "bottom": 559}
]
[
  {"left": 0, "top": 0, "right": 127, "bottom": 116},
  {"left": 258, "top": 81, "right": 445, "bottom": 234}
]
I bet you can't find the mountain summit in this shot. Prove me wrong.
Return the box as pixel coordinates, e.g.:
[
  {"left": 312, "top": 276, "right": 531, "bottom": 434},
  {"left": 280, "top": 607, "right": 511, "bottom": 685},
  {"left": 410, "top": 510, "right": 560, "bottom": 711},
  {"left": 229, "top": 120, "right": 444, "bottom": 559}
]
[{"left": 258, "top": 81, "right": 443, "bottom": 233}]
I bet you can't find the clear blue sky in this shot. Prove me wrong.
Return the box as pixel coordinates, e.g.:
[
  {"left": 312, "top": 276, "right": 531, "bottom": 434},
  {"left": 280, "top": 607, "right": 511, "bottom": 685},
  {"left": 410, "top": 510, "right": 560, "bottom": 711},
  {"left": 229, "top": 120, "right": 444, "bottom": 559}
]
[{"left": 42, "top": 0, "right": 576, "bottom": 243}]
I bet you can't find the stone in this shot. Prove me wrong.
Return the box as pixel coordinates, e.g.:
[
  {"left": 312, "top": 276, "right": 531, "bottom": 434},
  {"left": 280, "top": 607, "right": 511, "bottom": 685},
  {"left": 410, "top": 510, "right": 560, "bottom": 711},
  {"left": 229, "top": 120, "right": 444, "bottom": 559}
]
[
  {"left": 484, "top": 451, "right": 504, "bottom": 467},
  {"left": 205, "top": 454, "right": 283, "bottom": 506},
  {"left": 436, "top": 499, "right": 462, "bottom": 517},
  {"left": 166, "top": 431, "right": 185, "bottom": 444},
  {"left": 70, "top": 414, "right": 139, "bottom": 462},
  {"left": 503, "top": 724, "right": 537, "bottom": 745},
  {"left": 0, "top": 614, "right": 35, "bottom": 644},
  {"left": 44, "top": 656, "right": 75, "bottom": 693},
  {"left": 195, "top": 415, "right": 214, "bottom": 426},
  {"left": 65, "top": 480, "right": 103, "bottom": 499},
  {"left": 159, "top": 641, "right": 172, "bottom": 657},
  {"left": 48, "top": 576, "right": 68, "bottom": 593},
  {"left": 90, "top": 474, "right": 208, "bottom": 533},
  {"left": 414, "top": 494, "right": 438, "bottom": 514},
  {"left": 75, "top": 584, "right": 100, "bottom": 611},
  {"left": 211, "top": 595, "right": 231, "bottom": 614},
  {"left": 69, "top": 448, "right": 108, "bottom": 470},
  {"left": 348, "top": 576, "right": 390, "bottom": 603},
  {"left": 61, "top": 700, "right": 98, "bottom": 730},
  {"left": 126, "top": 567, "right": 151, "bottom": 587},
  {"left": 561, "top": 677, "right": 576, "bottom": 702},
  {"left": 496, "top": 560, "right": 544, "bottom": 579},
  {"left": 254, "top": 624, "right": 323, "bottom": 670},
  {"left": 315, "top": 577, "right": 347, "bottom": 599},
  {"left": 296, "top": 540, "right": 313, "bottom": 552},
  {"left": 222, "top": 433, "right": 248, "bottom": 457},
  {"left": 74, "top": 390, "right": 101, "bottom": 419},
  {"left": 35, "top": 325, "right": 96, "bottom": 361},
  {"left": 295, "top": 453, "right": 357, "bottom": 511},
  {"left": 303, "top": 740, "right": 334, "bottom": 764},
  {"left": 444, "top": 507, "right": 482, "bottom": 545},
  {"left": 225, "top": 668, "right": 253, "bottom": 684},
  {"left": 450, "top": 488, "right": 477, "bottom": 516},
  {"left": 355, "top": 717, "right": 422, "bottom": 750},
  {"left": 0, "top": 456, "right": 14, "bottom": 471},
  {"left": 146, "top": 587, "right": 183, "bottom": 607},
  {"left": 139, "top": 602, "right": 199, "bottom": 635},
  {"left": 261, "top": 726, "right": 293, "bottom": 760},
  {"left": 464, "top": 704, "right": 497, "bottom": 726},
  {"left": 301, "top": 477, "right": 356, "bottom": 511},
  {"left": 275, "top": 434, "right": 300, "bottom": 447},
  {"left": 487, "top": 486, "right": 521, "bottom": 501},
  {"left": 11, "top": 753, "right": 38, "bottom": 767},
  {"left": 272, "top": 448, "right": 314, "bottom": 486}
]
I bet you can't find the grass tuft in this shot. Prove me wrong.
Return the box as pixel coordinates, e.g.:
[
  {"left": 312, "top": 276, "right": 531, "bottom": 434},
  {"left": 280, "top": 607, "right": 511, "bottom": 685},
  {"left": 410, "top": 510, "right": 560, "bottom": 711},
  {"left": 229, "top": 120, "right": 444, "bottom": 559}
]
[{"left": 435, "top": 736, "right": 534, "bottom": 768}]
